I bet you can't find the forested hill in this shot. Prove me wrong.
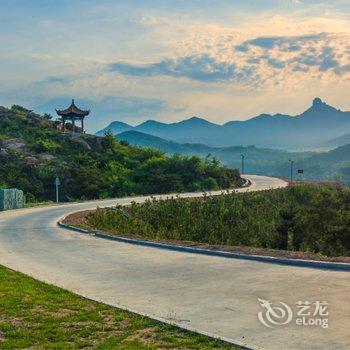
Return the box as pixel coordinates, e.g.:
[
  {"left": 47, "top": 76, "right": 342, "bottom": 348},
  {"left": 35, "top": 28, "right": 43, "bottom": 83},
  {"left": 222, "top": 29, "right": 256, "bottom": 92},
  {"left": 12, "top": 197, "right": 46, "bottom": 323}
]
[
  {"left": 0, "top": 105, "right": 241, "bottom": 202},
  {"left": 117, "top": 130, "right": 350, "bottom": 185}
]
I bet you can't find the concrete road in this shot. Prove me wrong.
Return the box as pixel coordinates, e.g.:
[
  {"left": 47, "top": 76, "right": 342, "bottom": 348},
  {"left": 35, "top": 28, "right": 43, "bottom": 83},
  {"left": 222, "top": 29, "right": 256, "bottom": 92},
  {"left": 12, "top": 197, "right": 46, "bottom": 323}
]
[{"left": 0, "top": 175, "right": 349, "bottom": 350}]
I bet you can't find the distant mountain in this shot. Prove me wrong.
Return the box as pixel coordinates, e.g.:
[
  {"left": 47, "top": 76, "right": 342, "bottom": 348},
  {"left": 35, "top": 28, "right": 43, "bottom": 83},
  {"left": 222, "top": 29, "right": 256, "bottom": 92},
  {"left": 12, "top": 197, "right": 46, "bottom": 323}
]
[
  {"left": 324, "top": 133, "right": 350, "bottom": 148},
  {"left": 117, "top": 130, "right": 312, "bottom": 175},
  {"left": 96, "top": 121, "right": 132, "bottom": 136},
  {"left": 117, "top": 130, "right": 199, "bottom": 154},
  {"left": 117, "top": 129, "right": 350, "bottom": 185},
  {"left": 97, "top": 98, "right": 350, "bottom": 150},
  {"left": 293, "top": 144, "right": 350, "bottom": 183}
]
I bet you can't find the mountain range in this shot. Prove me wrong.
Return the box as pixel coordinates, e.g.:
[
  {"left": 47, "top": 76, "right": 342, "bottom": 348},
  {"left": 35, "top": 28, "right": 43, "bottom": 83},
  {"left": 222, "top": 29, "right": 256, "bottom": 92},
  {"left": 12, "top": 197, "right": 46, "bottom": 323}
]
[{"left": 96, "top": 98, "right": 350, "bottom": 150}]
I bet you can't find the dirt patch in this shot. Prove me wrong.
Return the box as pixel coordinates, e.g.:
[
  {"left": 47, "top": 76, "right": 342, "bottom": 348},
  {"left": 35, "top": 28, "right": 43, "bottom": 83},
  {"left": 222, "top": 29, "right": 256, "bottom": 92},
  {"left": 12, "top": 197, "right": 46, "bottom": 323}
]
[
  {"left": 63, "top": 210, "right": 94, "bottom": 227},
  {"left": 53, "top": 308, "right": 77, "bottom": 318},
  {"left": 0, "top": 316, "right": 28, "bottom": 329},
  {"left": 98, "top": 311, "right": 131, "bottom": 330},
  {"left": 30, "top": 305, "right": 78, "bottom": 319},
  {"left": 82, "top": 304, "right": 97, "bottom": 312},
  {"left": 21, "top": 295, "right": 33, "bottom": 302},
  {"left": 124, "top": 327, "right": 157, "bottom": 345},
  {"left": 63, "top": 211, "right": 350, "bottom": 264}
]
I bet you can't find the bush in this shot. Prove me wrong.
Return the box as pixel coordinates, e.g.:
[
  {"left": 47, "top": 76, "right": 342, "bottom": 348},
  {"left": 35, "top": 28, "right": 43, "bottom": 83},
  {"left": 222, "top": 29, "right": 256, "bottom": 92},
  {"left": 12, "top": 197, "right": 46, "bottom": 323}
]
[
  {"left": 87, "top": 184, "right": 350, "bottom": 257},
  {"left": 31, "top": 139, "right": 61, "bottom": 153}
]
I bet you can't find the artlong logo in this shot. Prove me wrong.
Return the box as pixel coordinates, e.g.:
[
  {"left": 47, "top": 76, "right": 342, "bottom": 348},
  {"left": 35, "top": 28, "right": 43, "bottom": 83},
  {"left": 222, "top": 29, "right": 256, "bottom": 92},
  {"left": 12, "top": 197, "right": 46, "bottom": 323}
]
[
  {"left": 257, "top": 299, "right": 329, "bottom": 329},
  {"left": 257, "top": 298, "right": 293, "bottom": 328}
]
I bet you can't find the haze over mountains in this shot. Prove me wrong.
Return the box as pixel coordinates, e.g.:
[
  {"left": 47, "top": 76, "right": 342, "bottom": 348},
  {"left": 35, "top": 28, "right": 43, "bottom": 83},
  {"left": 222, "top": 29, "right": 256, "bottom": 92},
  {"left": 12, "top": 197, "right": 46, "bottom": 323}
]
[
  {"left": 97, "top": 98, "right": 350, "bottom": 150},
  {"left": 114, "top": 130, "right": 350, "bottom": 184}
]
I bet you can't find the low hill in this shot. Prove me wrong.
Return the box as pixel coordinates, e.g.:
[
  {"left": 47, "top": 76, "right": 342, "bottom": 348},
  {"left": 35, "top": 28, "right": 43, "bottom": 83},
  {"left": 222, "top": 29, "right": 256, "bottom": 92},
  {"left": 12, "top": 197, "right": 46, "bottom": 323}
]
[
  {"left": 0, "top": 105, "right": 241, "bottom": 202},
  {"left": 117, "top": 130, "right": 193, "bottom": 153},
  {"left": 324, "top": 133, "right": 350, "bottom": 148},
  {"left": 95, "top": 121, "right": 132, "bottom": 136},
  {"left": 293, "top": 144, "right": 350, "bottom": 183},
  {"left": 98, "top": 98, "right": 350, "bottom": 150},
  {"left": 117, "top": 130, "right": 215, "bottom": 154},
  {"left": 117, "top": 130, "right": 350, "bottom": 185}
]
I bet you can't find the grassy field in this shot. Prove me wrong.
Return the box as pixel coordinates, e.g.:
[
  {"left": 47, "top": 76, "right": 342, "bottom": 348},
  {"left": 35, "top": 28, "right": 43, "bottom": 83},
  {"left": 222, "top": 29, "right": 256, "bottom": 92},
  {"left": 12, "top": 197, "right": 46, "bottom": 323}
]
[{"left": 0, "top": 266, "right": 237, "bottom": 349}]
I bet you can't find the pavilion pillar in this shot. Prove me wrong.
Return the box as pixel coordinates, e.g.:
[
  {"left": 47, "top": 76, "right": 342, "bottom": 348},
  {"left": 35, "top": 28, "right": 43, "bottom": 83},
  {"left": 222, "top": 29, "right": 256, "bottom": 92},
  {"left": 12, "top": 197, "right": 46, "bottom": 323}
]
[
  {"left": 72, "top": 118, "right": 75, "bottom": 133},
  {"left": 61, "top": 118, "right": 65, "bottom": 132},
  {"left": 81, "top": 118, "right": 84, "bottom": 133}
]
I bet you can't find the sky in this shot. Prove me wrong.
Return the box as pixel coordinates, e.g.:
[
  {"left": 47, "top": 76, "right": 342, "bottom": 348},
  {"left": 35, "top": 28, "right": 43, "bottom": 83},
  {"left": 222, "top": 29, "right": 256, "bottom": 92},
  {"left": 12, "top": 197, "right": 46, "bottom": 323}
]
[{"left": 0, "top": 0, "right": 349, "bottom": 132}]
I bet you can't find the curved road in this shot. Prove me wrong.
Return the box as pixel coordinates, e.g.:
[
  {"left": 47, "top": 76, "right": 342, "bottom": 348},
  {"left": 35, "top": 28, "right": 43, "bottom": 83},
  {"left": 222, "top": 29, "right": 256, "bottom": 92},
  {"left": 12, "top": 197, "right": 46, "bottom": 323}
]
[{"left": 0, "top": 175, "right": 349, "bottom": 350}]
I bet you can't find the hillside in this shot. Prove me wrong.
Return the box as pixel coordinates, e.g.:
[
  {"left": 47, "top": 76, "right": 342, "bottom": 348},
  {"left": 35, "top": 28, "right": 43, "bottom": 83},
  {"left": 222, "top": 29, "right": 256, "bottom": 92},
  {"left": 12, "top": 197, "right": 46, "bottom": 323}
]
[
  {"left": 116, "top": 130, "right": 350, "bottom": 185},
  {"left": 293, "top": 144, "right": 350, "bottom": 183},
  {"left": 116, "top": 130, "right": 196, "bottom": 154},
  {"left": 98, "top": 98, "right": 350, "bottom": 150},
  {"left": 0, "top": 105, "right": 241, "bottom": 202},
  {"left": 324, "top": 133, "right": 350, "bottom": 148}
]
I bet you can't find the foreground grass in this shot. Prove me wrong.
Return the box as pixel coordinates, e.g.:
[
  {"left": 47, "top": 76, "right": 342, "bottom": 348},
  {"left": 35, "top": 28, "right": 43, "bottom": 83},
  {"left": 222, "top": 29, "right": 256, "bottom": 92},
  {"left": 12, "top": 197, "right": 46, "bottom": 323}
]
[{"left": 0, "top": 266, "right": 236, "bottom": 350}]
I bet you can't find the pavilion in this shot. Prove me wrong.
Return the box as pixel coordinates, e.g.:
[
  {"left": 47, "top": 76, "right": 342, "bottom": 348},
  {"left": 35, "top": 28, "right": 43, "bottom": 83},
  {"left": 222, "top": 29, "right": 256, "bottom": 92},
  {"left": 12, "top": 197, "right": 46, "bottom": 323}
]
[{"left": 56, "top": 99, "right": 90, "bottom": 133}]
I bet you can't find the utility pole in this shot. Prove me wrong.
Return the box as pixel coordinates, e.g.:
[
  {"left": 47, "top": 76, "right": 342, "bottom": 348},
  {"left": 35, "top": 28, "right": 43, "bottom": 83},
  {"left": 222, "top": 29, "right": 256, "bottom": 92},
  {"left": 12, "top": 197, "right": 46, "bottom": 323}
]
[
  {"left": 289, "top": 160, "right": 294, "bottom": 185},
  {"left": 54, "top": 176, "right": 61, "bottom": 203},
  {"left": 241, "top": 154, "right": 245, "bottom": 175}
]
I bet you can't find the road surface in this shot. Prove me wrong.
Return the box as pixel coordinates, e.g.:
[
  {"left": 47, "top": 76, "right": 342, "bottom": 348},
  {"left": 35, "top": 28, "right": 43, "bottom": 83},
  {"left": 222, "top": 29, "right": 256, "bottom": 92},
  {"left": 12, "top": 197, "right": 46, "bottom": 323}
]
[{"left": 0, "top": 175, "right": 349, "bottom": 350}]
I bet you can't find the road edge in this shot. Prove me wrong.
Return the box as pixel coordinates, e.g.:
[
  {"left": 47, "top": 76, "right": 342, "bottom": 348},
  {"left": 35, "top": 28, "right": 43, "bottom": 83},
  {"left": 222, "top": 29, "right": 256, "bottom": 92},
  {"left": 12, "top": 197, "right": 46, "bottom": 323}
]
[{"left": 58, "top": 221, "right": 350, "bottom": 272}]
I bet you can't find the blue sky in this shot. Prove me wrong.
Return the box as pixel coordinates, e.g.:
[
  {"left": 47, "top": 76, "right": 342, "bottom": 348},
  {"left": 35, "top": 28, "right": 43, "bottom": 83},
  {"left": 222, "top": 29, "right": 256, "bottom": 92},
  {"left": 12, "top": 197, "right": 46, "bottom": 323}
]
[{"left": 0, "top": 0, "right": 349, "bottom": 132}]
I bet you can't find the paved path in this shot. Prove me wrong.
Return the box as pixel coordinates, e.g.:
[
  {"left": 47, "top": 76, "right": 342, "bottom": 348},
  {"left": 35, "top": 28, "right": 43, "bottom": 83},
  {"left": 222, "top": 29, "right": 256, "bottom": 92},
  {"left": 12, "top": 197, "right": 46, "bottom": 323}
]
[{"left": 0, "top": 175, "right": 349, "bottom": 350}]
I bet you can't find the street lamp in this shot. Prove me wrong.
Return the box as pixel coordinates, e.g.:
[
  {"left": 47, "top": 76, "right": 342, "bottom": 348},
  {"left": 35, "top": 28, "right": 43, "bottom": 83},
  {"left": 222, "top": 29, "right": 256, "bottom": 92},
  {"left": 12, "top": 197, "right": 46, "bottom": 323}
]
[
  {"left": 241, "top": 154, "right": 245, "bottom": 175},
  {"left": 289, "top": 160, "right": 294, "bottom": 185},
  {"left": 54, "top": 176, "right": 61, "bottom": 203}
]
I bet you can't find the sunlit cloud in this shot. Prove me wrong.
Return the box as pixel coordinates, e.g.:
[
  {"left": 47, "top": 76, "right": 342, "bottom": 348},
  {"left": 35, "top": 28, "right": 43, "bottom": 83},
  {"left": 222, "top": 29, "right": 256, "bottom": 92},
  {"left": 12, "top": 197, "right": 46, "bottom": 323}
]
[
  {"left": 109, "top": 55, "right": 255, "bottom": 83},
  {"left": 108, "top": 33, "right": 350, "bottom": 87}
]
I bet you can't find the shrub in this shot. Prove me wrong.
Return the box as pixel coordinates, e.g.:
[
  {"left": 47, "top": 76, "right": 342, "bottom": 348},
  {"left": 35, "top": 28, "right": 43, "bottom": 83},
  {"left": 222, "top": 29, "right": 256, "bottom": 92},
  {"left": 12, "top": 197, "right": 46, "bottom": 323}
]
[
  {"left": 87, "top": 184, "right": 350, "bottom": 257},
  {"left": 31, "top": 139, "right": 61, "bottom": 153}
]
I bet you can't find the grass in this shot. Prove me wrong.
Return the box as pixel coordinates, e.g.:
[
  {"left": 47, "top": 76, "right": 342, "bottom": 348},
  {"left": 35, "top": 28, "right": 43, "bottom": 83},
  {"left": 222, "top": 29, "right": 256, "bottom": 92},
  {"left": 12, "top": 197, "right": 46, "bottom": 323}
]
[
  {"left": 0, "top": 265, "right": 237, "bottom": 349},
  {"left": 25, "top": 200, "right": 55, "bottom": 208}
]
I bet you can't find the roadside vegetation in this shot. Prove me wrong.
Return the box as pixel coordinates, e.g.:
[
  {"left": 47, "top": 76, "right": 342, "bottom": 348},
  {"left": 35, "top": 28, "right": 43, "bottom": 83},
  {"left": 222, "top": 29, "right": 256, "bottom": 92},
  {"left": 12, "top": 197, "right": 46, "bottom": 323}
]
[
  {"left": 0, "top": 265, "right": 237, "bottom": 349},
  {"left": 0, "top": 105, "right": 241, "bottom": 203},
  {"left": 86, "top": 184, "right": 350, "bottom": 258}
]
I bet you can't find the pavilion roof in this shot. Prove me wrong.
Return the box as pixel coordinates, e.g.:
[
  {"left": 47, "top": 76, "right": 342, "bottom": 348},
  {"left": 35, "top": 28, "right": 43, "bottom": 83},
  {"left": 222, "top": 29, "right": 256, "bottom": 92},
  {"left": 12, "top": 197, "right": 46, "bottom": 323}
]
[{"left": 56, "top": 99, "right": 90, "bottom": 117}]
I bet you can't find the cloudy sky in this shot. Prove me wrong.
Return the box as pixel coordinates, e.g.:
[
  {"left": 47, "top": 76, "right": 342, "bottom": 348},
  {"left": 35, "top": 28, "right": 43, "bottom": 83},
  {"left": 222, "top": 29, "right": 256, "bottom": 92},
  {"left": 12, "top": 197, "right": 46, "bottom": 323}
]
[{"left": 0, "top": 0, "right": 349, "bottom": 132}]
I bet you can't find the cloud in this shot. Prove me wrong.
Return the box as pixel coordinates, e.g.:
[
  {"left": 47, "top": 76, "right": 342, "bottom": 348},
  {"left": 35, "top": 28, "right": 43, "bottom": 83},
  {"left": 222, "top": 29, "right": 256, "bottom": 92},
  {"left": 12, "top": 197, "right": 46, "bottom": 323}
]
[
  {"left": 109, "top": 54, "right": 254, "bottom": 83},
  {"left": 34, "top": 76, "right": 70, "bottom": 85},
  {"left": 236, "top": 33, "right": 326, "bottom": 52},
  {"left": 267, "top": 58, "right": 285, "bottom": 69},
  {"left": 108, "top": 33, "right": 350, "bottom": 86},
  {"left": 1, "top": 0, "right": 350, "bottom": 134}
]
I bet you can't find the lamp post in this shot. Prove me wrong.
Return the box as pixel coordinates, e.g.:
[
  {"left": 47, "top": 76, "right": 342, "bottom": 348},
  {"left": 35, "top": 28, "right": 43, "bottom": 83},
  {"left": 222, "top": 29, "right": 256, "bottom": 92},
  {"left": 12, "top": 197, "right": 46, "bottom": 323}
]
[
  {"left": 289, "top": 160, "right": 294, "bottom": 185},
  {"left": 54, "top": 176, "right": 61, "bottom": 203},
  {"left": 241, "top": 154, "right": 245, "bottom": 175}
]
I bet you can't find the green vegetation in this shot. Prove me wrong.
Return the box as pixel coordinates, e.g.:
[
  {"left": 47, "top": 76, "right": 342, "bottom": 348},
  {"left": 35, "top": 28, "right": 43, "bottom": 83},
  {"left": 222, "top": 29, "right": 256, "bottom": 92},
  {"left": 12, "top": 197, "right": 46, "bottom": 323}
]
[
  {"left": 0, "top": 106, "right": 241, "bottom": 202},
  {"left": 0, "top": 265, "right": 235, "bottom": 349},
  {"left": 117, "top": 131, "right": 350, "bottom": 186},
  {"left": 87, "top": 184, "right": 350, "bottom": 257}
]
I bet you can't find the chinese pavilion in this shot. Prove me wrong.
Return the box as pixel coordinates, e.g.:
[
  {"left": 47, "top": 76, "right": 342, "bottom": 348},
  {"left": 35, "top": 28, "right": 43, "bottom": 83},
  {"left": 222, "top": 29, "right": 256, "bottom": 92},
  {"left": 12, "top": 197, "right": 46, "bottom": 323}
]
[{"left": 56, "top": 99, "right": 90, "bottom": 133}]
